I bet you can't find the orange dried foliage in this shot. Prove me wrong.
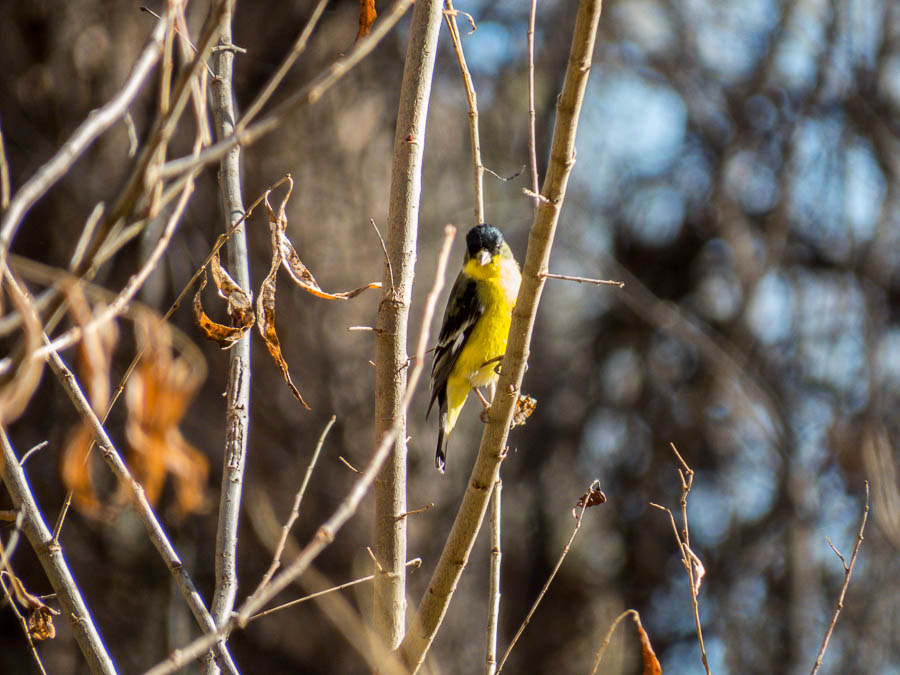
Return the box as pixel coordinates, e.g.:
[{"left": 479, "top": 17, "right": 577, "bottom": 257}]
[
  {"left": 0, "top": 272, "right": 44, "bottom": 425},
  {"left": 257, "top": 248, "right": 310, "bottom": 410},
  {"left": 254, "top": 178, "right": 380, "bottom": 409},
  {"left": 124, "top": 316, "right": 209, "bottom": 519},
  {"left": 630, "top": 612, "right": 662, "bottom": 675},
  {"left": 193, "top": 177, "right": 379, "bottom": 410},
  {"left": 193, "top": 242, "right": 255, "bottom": 347},
  {"left": 511, "top": 393, "right": 537, "bottom": 428},
  {"left": 358, "top": 0, "right": 377, "bottom": 40},
  {"left": 60, "top": 288, "right": 118, "bottom": 518},
  {"left": 1, "top": 570, "right": 61, "bottom": 641},
  {"left": 266, "top": 181, "right": 380, "bottom": 301}
]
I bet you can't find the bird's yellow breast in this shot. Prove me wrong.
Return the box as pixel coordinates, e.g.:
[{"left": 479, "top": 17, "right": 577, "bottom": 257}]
[{"left": 455, "top": 255, "right": 521, "bottom": 388}]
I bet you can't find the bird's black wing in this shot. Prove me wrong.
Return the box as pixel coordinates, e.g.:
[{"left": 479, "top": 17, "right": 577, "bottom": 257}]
[{"left": 427, "top": 271, "right": 484, "bottom": 418}]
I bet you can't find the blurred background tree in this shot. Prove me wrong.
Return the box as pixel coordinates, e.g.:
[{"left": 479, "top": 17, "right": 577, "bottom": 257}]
[{"left": 1, "top": 0, "right": 898, "bottom": 673}]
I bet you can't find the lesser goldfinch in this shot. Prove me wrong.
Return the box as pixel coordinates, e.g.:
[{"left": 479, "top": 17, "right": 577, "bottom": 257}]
[{"left": 427, "top": 224, "right": 521, "bottom": 473}]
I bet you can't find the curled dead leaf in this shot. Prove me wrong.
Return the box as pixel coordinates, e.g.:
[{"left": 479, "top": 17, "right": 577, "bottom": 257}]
[
  {"left": 629, "top": 611, "right": 662, "bottom": 675},
  {"left": 193, "top": 242, "right": 255, "bottom": 347},
  {"left": 264, "top": 178, "right": 380, "bottom": 301},
  {"left": 257, "top": 247, "right": 310, "bottom": 410},
  {"left": 683, "top": 544, "right": 705, "bottom": 595},
  {"left": 280, "top": 235, "right": 381, "bottom": 300},
  {"left": 573, "top": 480, "right": 606, "bottom": 518},
  {"left": 1, "top": 570, "right": 61, "bottom": 641},
  {"left": 511, "top": 393, "right": 537, "bottom": 428},
  {"left": 28, "top": 604, "right": 60, "bottom": 641},
  {"left": 211, "top": 241, "right": 255, "bottom": 327},
  {"left": 357, "top": 0, "right": 377, "bottom": 40}
]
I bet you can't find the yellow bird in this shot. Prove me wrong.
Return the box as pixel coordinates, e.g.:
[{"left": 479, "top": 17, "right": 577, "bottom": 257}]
[{"left": 427, "top": 224, "right": 521, "bottom": 473}]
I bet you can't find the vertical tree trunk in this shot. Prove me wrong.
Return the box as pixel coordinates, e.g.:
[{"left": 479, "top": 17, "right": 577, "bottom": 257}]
[
  {"left": 208, "top": 2, "right": 252, "bottom": 673},
  {"left": 373, "top": 0, "right": 444, "bottom": 653}
]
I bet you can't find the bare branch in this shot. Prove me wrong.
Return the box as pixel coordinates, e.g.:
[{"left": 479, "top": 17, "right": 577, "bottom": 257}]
[
  {"left": 540, "top": 271, "right": 624, "bottom": 287},
  {"left": 400, "top": 2, "right": 604, "bottom": 670},
  {"left": 496, "top": 480, "right": 597, "bottom": 672},
  {"left": 373, "top": 0, "right": 444, "bottom": 652},
  {"left": 43, "top": 346, "right": 237, "bottom": 674},
  {"left": 526, "top": 0, "right": 539, "bottom": 209},
  {"left": 144, "top": 226, "right": 457, "bottom": 675},
  {"left": 485, "top": 479, "right": 502, "bottom": 675},
  {"left": 206, "top": 3, "right": 254, "bottom": 672},
  {"left": 0, "top": 428, "right": 116, "bottom": 675},
  {"left": 157, "top": 0, "right": 415, "bottom": 182},
  {"left": 811, "top": 481, "right": 870, "bottom": 674},
  {"left": 0, "top": 12, "right": 168, "bottom": 273},
  {"left": 249, "top": 558, "right": 423, "bottom": 622},
  {"left": 653, "top": 444, "right": 710, "bottom": 675},
  {"left": 444, "top": 0, "right": 485, "bottom": 224},
  {"left": 253, "top": 415, "right": 337, "bottom": 595}
]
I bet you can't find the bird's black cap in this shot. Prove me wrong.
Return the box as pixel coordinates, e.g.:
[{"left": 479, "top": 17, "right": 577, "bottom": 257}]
[{"left": 466, "top": 224, "right": 504, "bottom": 257}]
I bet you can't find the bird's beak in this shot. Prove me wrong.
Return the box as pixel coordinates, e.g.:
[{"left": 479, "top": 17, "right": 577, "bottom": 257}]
[{"left": 476, "top": 249, "right": 492, "bottom": 266}]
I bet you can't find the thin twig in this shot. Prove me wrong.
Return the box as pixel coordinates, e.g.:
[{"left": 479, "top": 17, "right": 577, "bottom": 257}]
[
  {"left": 31, "top": 179, "right": 195, "bottom": 361},
  {"left": 157, "top": 0, "right": 414, "bottom": 181},
  {"left": 0, "top": 569, "right": 48, "bottom": 675},
  {"left": 339, "top": 456, "right": 361, "bottom": 472},
  {"left": 0, "top": 124, "right": 11, "bottom": 211},
  {"left": 486, "top": 479, "right": 502, "bottom": 675},
  {"left": 248, "top": 558, "right": 423, "bottom": 622},
  {"left": 496, "top": 480, "right": 597, "bottom": 672},
  {"left": 526, "top": 0, "right": 539, "bottom": 210},
  {"left": 540, "top": 272, "right": 624, "bottom": 288},
  {"left": 810, "top": 481, "right": 869, "bottom": 674},
  {"left": 444, "top": 0, "right": 484, "bottom": 224},
  {"left": 253, "top": 415, "right": 337, "bottom": 594},
  {"left": 651, "top": 443, "right": 710, "bottom": 675},
  {"left": 369, "top": 218, "right": 394, "bottom": 294},
  {"left": 143, "top": 225, "right": 457, "bottom": 675},
  {"left": 589, "top": 609, "right": 643, "bottom": 675},
  {"left": 0, "top": 12, "right": 168, "bottom": 273},
  {"left": 0, "top": 428, "right": 116, "bottom": 674},
  {"left": 43, "top": 349, "right": 237, "bottom": 674},
  {"left": 18, "top": 441, "right": 48, "bottom": 466},
  {"left": 400, "top": 3, "right": 603, "bottom": 670},
  {"left": 237, "top": 0, "right": 330, "bottom": 128}
]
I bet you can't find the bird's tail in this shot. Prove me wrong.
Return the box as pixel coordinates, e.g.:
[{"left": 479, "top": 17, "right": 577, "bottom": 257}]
[{"left": 435, "top": 426, "right": 448, "bottom": 473}]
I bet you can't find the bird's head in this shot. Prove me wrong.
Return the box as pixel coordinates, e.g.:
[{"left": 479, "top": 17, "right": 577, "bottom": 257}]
[{"left": 466, "top": 224, "right": 505, "bottom": 267}]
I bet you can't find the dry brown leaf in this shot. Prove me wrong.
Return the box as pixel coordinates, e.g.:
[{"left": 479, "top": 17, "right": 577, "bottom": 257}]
[
  {"left": 125, "top": 315, "right": 209, "bottom": 519},
  {"left": 280, "top": 236, "right": 381, "bottom": 300},
  {"left": 60, "top": 287, "right": 118, "bottom": 518},
  {"left": 357, "top": 0, "right": 377, "bottom": 40},
  {"left": 574, "top": 481, "right": 607, "bottom": 518},
  {"left": 211, "top": 240, "right": 255, "bottom": 328},
  {"left": 193, "top": 242, "right": 255, "bottom": 347},
  {"left": 511, "top": 393, "right": 537, "bottom": 428},
  {"left": 264, "top": 177, "right": 380, "bottom": 301},
  {"left": 61, "top": 425, "right": 104, "bottom": 518},
  {"left": 684, "top": 544, "right": 705, "bottom": 595},
  {"left": 0, "top": 272, "right": 44, "bottom": 424},
  {"left": 28, "top": 604, "right": 59, "bottom": 641},
  {"left": 257, "top": 249, "right": 310, "bottom": 410},
  {"left": 630, "top": 612, "right": 662, "bottom": 675},
  {"left": 1, "top": 570, "right": 60, "bottom": 641}
]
